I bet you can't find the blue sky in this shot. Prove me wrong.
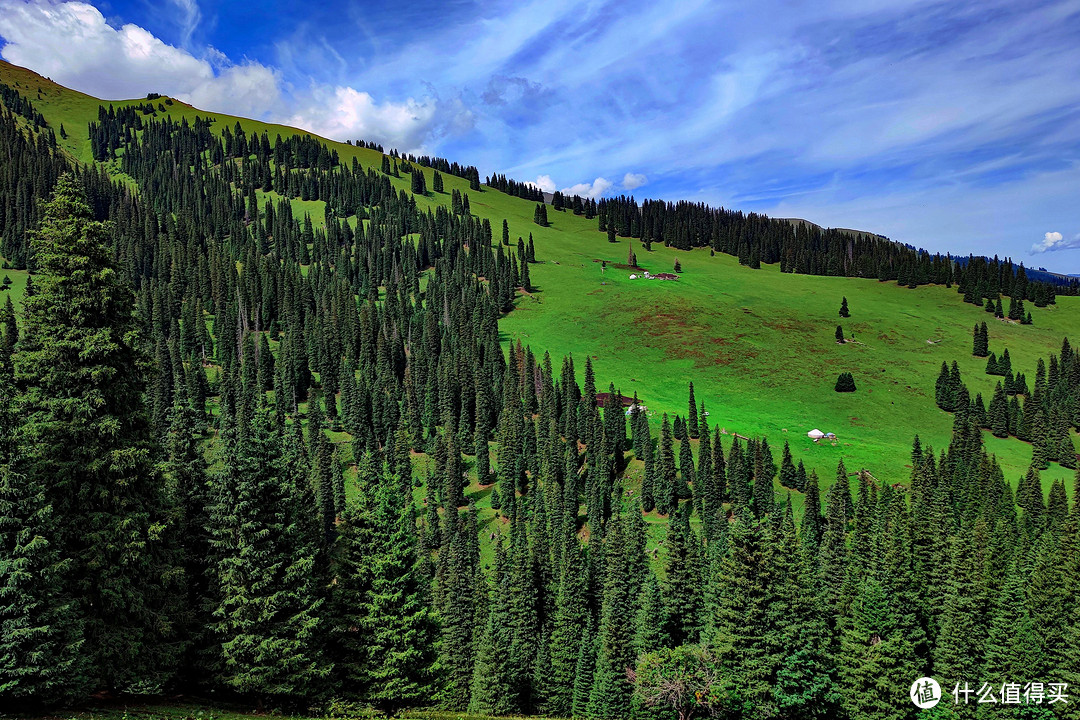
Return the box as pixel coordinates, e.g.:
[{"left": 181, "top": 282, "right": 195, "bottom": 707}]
[{"left": 2, "top": 0, "right": 1079, "bottom": 271}]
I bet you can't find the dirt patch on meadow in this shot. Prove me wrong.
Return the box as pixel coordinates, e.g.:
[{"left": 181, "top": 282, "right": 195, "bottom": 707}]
[
  {"left": 625, "top": 298, "right": 757, "bottom": 368},
  {"left": 592, "top": 258, "right": 643, "bottom": 271}
]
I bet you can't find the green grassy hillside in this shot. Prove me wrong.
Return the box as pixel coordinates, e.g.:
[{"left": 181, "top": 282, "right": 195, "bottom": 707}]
[
  {"left": 500, "top": 233, "right": 1080, "bottom": 491},
  {"left": 1, "top": 58, "right": 1075, "bottom": 499}
]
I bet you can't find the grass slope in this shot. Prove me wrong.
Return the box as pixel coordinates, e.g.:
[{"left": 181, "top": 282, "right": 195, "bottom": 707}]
[
  {"left": 2, "top": 59, "right": 1075, "bottom": 501},
  {"left": 502, "top": 233, "right": 1080, "bottom": 492}
]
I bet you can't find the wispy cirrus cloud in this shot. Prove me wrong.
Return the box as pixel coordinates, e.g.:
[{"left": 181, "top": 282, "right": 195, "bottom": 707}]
[{"left": 166, "top": 0, "right": 200, "bottom": 48}]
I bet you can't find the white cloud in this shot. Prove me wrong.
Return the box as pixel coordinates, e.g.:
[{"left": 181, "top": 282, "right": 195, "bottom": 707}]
[
  {"left": 0, "top": 0, "right": 465, "bottom": 151},
  {"left": 286, "top": 86, "right": 441, "bottom": 153},
  {"left": 288, "top": 86, "right": 474, "bottom": 152},
  {"left": 0, "top": 0, "right": 278, "bottom": 116},
  {"left": 184, "top": 62, "right": 282, "bottom": 120},
  {"left": 1036, "top": 231, "right": 1063, "bottom": 251},
  {"left": 622, "top": 172, "right": 647, "bottom": 190},
  {"left": 1031, "top": 230, "right": 1080, "bottom": 254},
  {"left": 561, "top": 177, "right": 613, "bottom": 199},
  {"left": 530, "top": 174, "right": 556, "bottom": 193},
  {"left": 0, "top": 1, "right": 215, "bottom": 100}
]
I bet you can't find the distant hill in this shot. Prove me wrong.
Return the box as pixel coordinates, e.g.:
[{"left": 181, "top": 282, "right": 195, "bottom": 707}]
[
  {"left": 780, "top": 217, "right": 889, "bottom": 242},
  {"left": 953, "top": 255, "right": 1077, "bottom": 287}
]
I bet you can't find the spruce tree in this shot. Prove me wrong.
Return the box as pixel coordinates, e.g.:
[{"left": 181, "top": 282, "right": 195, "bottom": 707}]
[
  {"left": 470, "top": 537, "right": 516, "bottom": 714},
  {"left": 165, "top": 382, "right": 215, "bottom": 688},
  {"left": 933, "top": 524, "right": 990, "bottom": 696},
  {"left": 0, "top": 295, "right": 16, "bottom": 365},
  {"left": 547, "top": 537, "right": 589, "bottom": 716},
  {"left": 935, "top": 361, "right": 952, "bottom": 410},
  {"left": 778, "top": 441, "right": 797, "bottom": 489},
  {"left": 771, "top": 501, "right": 839, "bottom": 719},
  {"left": 634, "top": 570, "right": 665, "bottom": 655},
  {"left": 696, "top": 425, "right": 712, "bottom": 520},
  {"left": 12, "top": 174, "right": 182, "bottom": 690},
  {"left": 677, "top": 420, "right": 695, "bottom": 499},
  {"left": 706, "top": 518, "right": 778, "bottom": 708},
  {"left": 988, "top": 382, "right": 1008, "bottom": 437},
  {"left": 208, "top": 408, "right": 327, "bottom": 699},
  {"left": 972, "top": 322, "right": 989, "bottom": 357},
  {"left": 687, "top": 382, "right": 699, "bottom": 439},
  {"left": 353, "top": 457, "right": 437, "bottom": 713},
  {"left": 751, "top": 446, "right": 776, "bottom": 519},
  {"left": 433, "top": 511, "right": 478, "bottom": 709},
  {"left": 817, "top": 465, "right": 850, "bottom": 617},
  {"left": 505, "top": 508, "right": 539, "bottom": 711},
  {"left": 1026, "top": 531, "right": 1075, "bottom": 700},
  {"left": 982, "top": 555, "right": 1037, "bottom": 687},
  {"left": 659, "top": 506, "right": 702, "bottom": 645},
  {"left": 572, "top": 622, "right": 597, "bottom": 718},
  {"left": 588, "top": 511, "right": 642, "bottom": 720},
  {"left": 640, "top": 434, "right": 656, "bottom": 513},
  {"left": 0, "top": 374, "right": 89, "bottom": 707},
  {"left": 836, "top": 577, "right": 920, "bottom": 720},
  {"left": 701, "top": 428, "right": 725, "bottom": 539},
  {"left": 1030, "top": 409, "right": 1051, "bottom": 470},
  {"left": 727, "top": 438, "right": 753, "bottom": 520},
  {"left": 657, "top": 414, "right": 677, "bottom": 514},
  {"left": 801, "top": 471, "right": 823, "bottom": 556}
]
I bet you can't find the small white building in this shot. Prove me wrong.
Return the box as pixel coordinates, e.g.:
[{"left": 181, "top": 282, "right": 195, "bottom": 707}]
[{"left": 807, "top": 428, "right": 825, "bottom": 440}]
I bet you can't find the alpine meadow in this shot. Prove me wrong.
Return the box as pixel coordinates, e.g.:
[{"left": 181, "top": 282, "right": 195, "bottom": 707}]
[{"left": 1, "top": 9, "right": 1080, "bottom": 720}]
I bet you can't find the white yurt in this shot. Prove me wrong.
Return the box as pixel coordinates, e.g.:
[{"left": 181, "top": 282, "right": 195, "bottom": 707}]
[{"left": 807, "top": 428, "right": 825, "bottom": 440}]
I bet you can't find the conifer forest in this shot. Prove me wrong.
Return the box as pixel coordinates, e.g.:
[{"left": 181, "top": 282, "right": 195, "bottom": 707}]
[{"left": 0, "top": 60, "right": 1078, "bottom": 720}]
